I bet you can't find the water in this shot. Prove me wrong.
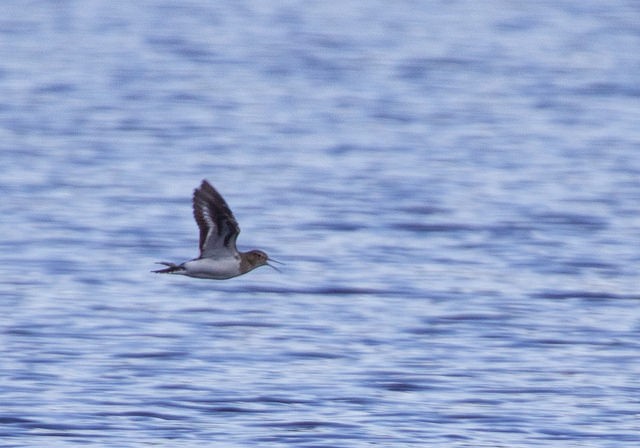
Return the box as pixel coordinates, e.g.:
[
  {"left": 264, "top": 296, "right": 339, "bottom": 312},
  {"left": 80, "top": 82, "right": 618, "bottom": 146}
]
[{"left": 1, "top": 1, "right": 639, "bottom": 446}]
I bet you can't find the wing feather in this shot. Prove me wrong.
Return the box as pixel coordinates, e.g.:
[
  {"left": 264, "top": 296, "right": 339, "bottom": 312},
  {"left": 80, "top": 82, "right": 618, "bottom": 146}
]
[{"left": 192, "top": 180, "right": 240, "bottom": 258}]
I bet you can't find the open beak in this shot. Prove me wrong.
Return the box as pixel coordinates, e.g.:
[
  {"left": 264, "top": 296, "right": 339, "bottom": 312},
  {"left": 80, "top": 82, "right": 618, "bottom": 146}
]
[{"left": 267, "top": 257, "right": 283, "bottom": 272}]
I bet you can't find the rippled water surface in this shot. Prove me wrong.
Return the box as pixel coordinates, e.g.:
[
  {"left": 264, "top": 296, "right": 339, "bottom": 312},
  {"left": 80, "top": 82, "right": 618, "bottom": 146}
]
[{"left": 1, "top": 1, "right": 640, "bottom": 446}]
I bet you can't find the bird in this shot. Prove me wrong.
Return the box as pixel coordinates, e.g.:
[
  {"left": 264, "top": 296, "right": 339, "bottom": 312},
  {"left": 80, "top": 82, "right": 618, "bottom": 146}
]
[{"left": 153, "top": 180, "right": 279, "bottom": 279}]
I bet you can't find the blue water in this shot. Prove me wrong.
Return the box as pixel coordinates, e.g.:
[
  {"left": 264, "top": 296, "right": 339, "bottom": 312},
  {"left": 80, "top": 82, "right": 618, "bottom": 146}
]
[{"left": 1, "top": 1, "right": 640, "bottom": 446}]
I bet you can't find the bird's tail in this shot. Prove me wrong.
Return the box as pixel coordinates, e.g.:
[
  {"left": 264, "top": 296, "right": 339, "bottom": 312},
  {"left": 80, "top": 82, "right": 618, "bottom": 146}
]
[{"left": 152, "top": 262, "right": 186, "bottom": 274}]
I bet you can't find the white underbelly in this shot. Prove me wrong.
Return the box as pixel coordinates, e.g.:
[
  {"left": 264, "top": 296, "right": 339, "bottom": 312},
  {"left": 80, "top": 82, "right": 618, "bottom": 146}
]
[{"left": 183, "top": 257, "right": 241, "bottom": 279}]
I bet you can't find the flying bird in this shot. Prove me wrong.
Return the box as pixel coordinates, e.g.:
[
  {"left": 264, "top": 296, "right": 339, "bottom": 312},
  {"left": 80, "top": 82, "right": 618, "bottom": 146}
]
[{"left": 153, "top": 180, "right": 279, "bottom": 279}]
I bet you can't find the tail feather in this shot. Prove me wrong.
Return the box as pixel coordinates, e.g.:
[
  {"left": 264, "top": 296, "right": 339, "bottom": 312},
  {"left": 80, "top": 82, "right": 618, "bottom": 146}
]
[{"left": 152, "top": 262, "right": 185, "bottom": 274}]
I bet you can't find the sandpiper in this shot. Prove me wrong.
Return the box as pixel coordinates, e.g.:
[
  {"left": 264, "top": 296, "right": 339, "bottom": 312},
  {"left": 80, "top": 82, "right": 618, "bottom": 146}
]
[{"left": 153, "top": 180, "right": 278, "bottom": 279}]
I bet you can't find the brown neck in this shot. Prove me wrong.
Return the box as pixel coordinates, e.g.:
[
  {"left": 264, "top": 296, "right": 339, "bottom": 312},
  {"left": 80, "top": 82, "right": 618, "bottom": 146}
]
[{"left": 239, "top": 252, "right": 256, "bottom": 274}]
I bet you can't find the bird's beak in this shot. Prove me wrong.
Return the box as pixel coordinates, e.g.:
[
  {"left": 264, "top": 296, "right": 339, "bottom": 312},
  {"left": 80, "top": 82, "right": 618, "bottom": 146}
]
[{"left": 267, "top": 257, "right": 283, "bottom": 272}]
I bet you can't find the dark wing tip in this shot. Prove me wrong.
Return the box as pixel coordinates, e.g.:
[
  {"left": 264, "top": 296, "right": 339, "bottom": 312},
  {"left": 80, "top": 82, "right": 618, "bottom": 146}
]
[{"left": 198, "top": 179, "right": 214, "bottom": 193}]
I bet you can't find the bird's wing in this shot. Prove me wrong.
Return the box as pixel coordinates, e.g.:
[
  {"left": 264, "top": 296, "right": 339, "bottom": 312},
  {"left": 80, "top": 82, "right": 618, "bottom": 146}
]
[{"left": 192, "top": 180, "right": 240, "bottom": 258}]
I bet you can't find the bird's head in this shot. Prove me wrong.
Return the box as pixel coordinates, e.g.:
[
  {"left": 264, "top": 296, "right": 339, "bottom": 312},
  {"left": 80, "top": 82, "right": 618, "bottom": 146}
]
[{"left": 245, "top": 250, "right": 282, "bottom": 272}]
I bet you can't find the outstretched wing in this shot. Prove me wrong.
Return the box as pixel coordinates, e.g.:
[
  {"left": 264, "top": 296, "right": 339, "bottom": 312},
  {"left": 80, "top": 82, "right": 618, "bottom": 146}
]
[{"left": 192, "top": 180, "right": 240, "bottom": 258}]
